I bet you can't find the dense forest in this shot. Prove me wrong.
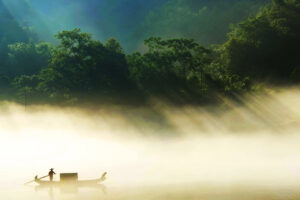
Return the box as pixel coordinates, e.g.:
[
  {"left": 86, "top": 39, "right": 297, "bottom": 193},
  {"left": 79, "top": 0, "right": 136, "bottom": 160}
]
[{"left": 0, "top": 0, "right": 299, "bottom": 106}]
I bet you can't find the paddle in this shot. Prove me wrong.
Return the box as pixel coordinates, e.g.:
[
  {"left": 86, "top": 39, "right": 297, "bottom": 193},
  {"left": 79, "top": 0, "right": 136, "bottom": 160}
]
[
  {"left": 24, "top": 175, "right": 49, "bottom": 185},
  {"left": 100, "top": 172, "right": 107, "bottom": 182}
]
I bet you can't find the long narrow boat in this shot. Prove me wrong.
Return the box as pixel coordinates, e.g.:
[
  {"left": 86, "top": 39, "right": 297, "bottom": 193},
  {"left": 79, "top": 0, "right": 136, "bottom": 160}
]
[{"left": 34, "top": 172, "right": 107, "bottom": 187}]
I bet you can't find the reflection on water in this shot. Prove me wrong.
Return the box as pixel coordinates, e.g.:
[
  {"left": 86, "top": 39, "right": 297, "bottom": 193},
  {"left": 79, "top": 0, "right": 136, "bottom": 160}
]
[
  {"left": 1, "top": 87, "right": 300, "bottom": 199},
  {"left": 34, "top": 183, "right": 107, "bottom": 193},
  {"left": 11, "top": 184, "right": 300, "bottom": 200},
  {"left": 33, "top": 183, "right": 106, "bottom": 199}
]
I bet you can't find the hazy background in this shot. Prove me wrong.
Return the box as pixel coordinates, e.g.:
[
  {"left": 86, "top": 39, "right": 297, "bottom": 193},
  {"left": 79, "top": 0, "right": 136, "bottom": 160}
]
[
  {"left": 1, "top": 0, "right": 269, "bottom": 51},
  {"left": 0, "top": 87, "right": 300, "bottom": 199}
]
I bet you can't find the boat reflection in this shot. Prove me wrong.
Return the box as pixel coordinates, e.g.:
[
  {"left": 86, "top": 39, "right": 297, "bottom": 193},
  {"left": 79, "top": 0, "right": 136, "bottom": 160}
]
[
  {"left": 34, "top": 182, "right": 107, "bottom": 200},
  {"left": 34, "top": 182, "right": 107, "bottom": 193}
]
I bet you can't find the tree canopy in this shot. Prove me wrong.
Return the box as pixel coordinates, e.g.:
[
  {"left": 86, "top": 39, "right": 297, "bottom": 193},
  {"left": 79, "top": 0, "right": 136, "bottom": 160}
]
[
  {"left": 222, "top": 0, "right": 300, "bottom": 81},
  {"left": 0, "top": 0, "right": 298, "bottom": 105}
]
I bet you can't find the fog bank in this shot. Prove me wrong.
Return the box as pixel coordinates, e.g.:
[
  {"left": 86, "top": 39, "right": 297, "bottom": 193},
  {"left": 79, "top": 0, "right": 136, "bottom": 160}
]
[{"left": 0, "top": 87, "right": 300, "bottom": 192}]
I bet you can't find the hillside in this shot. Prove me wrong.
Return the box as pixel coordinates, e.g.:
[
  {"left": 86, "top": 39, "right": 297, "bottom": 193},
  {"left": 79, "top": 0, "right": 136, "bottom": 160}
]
[
  {"left": 0, "top": 0, "right": 27, "bottom": 43},
  {"left": 133, "top": 0, "right": 270, "bottom": 48},
  {"left": 0, "top": 0, "right": 270, "bottom": 51}
]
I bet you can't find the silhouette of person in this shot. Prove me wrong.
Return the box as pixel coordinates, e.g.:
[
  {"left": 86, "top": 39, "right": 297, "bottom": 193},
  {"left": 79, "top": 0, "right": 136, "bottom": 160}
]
[{"left": 48, "top": 168, "right": 56, "bottom": 182}]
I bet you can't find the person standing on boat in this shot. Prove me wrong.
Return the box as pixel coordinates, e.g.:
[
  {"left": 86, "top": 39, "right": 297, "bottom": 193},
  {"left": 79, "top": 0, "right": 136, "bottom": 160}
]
[{"left": 48, "top": 168, "right": 56, "bottom": 182}]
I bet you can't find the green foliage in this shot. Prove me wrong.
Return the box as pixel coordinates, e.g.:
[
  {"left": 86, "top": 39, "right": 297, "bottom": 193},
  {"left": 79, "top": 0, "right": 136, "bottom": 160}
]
[
  {"left": 105, "top": 38, "right": 124, "bottom": 54},
  {"left": 2, "top": 0, "right": 299, "bottom": 105},
  {"left": 7, "top": 42, "right": 51, "bottom": 76},
  {"left": 11, "top": 74, "right": 39, "bottom": 103},
  {"left": 0, "top": 40, "right": 51, "bottom": 100},
  {"left": 36, "top": 29, "right": 131, "bottom": 101},
  {"left": 128, "top": 37, "right": 215, "bottom": 99},
  {"left": 223, "top": 0, "right": 300, "bottom": 81},
  {"left": 204, "top": 59, "right": 250, "bottom": 93}
]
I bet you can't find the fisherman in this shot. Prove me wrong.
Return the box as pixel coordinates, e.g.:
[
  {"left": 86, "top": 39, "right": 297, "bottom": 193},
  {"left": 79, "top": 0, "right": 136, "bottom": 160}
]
[{"left": 48, "top": 168, "right": 56, "bottom": 182}]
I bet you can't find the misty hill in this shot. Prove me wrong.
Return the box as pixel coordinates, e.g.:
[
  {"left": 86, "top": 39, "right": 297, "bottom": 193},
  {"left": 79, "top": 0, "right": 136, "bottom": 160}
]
[
  {"left": 0, "top": 0, "right": 29, "bottom": 76},
  {"left": 0, "top": 0, "right": 270, "bottom": 51},
  {"left": 2, "top": 0, "right": 53, "bottom": 42},
  {"left": 9, "top": 0, "right": 168, "bottom": 46},
  {"left": 0, "top": 0, "right": 27, "bottom": 43},
  {"left": 134, "top": 0, "right": 270, "bottom": 47}
]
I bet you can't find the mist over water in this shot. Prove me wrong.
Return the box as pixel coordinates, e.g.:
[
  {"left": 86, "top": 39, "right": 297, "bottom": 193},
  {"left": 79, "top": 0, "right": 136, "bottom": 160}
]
[{"left": 1, "top": 87, "right": 300, "bottom": 199}]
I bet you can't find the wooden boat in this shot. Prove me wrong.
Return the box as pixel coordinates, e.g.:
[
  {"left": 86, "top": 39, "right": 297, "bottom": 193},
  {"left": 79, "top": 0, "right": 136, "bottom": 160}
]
[{"left": 34, "top": 172, "right": 107, "bottom": 187}]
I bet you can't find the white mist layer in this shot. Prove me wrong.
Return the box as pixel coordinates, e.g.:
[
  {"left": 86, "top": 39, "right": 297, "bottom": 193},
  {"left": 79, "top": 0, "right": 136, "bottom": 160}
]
[{"left": 0, "top": 87, "right": 300, "bottom": 191}]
